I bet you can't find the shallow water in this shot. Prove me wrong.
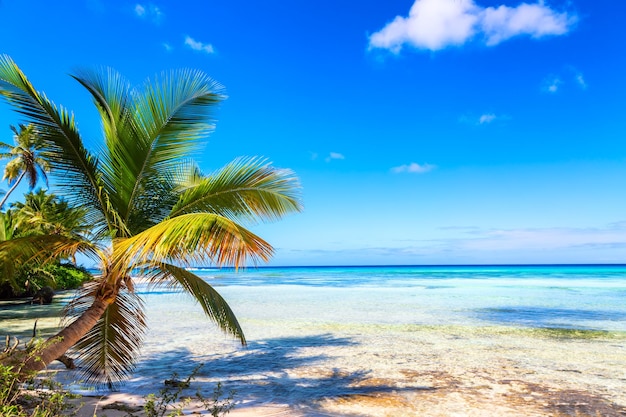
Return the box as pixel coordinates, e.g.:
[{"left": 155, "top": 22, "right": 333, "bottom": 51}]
[{"left": 2, "top": 265, "right": 626, "bottom": 415}]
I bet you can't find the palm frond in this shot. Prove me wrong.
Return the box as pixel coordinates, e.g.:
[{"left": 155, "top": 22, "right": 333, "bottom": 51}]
[
  {"left": 70, "top": 284, "right": 146, "bottom": 388},
  {"left": 71, "top": 68, "right": 144, "bottom": 224},
  {"left": 145, "top": 263, "right": 246, "bottom": 344},
  {"left": 0, "top": 234, "right": 100, "bottom": 271},
  {"left": 169, "top": 157, "right": 302, "bottom": 222},
  {"left": 0, "top": 55, "right": 118, "bottom": 237},
  {"left": 112, "top": 213, "right": 273, "bottom": 269},
  {"left": 134, "top": 69, "right": 225, "bottom": 170}
]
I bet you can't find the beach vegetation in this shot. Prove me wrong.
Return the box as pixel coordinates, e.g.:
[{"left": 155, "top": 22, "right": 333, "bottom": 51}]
[
  {"left": 0, "top": 54, "right": 302, "bottom": 387},
  {"left": 0, "top": 189, "right": 92, "bottom": 299},
  {"left": 1, "top": 337, "right": 80, "bottom": 417},
  {"left": 0, "top": 124, "right": 50, "bottom": 210},
  {"left": 127, "top": 365, "right": 235, "bottom": 417}
]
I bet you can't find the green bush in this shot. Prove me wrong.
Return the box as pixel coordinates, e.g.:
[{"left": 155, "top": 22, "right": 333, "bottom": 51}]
[
  {"left": 0, "top": 263, "right": 92, "bottom": 299},
  {"left": 44, "top": 264, "right": 92, "bottom": 291}
]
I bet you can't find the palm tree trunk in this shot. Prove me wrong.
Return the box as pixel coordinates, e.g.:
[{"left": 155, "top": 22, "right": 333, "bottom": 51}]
[
  {"left": 0, "top": 170, "right": 26, "bottom": 209},
  {"left": 21, "top": 288, "right": 116, "bottom": 374}
]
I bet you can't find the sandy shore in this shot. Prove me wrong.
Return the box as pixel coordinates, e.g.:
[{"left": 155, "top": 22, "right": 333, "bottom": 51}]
[
  {"left": 4, "top": 279, "right": 626, "bottom": 416},
  {"left": 55, "top": 325, "right": 626, "bottom": 417}
]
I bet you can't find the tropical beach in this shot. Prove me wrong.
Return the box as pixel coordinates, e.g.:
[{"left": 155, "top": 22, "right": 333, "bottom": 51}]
[
  {"left": 2, "top": 266, "right": 626, "bottom": 415},
  {"left": 1, "top": 0, "right": 626, "bottom": 416}
]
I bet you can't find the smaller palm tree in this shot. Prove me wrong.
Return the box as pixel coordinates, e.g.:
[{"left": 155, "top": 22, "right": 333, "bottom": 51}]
[{"left": 0, "top": 124, "right": 50, "bottom": 209}]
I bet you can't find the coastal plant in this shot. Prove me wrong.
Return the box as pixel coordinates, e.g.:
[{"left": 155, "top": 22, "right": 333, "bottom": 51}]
[
  {"left": 0, "top": 340, "right": 80, "bottom": 417},
  {"left": 139, "top": 367, "right": 234, "bottom": 417},
  {"left": 0, "top": 54, "right": 302, "bottom": 387},
  {"left": 0, "top": 189, "right": 92, "bottom": 298},
  {"left": 0, "top": 124, "right": 50, "bottom": 210}
]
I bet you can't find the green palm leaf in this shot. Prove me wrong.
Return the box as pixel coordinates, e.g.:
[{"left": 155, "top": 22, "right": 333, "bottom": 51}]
[
  {"left": 169, "top": 157, "right": 302, "bottom": 222},
  {"left": 0, "top": 55, "right": 121, "bottom": 238},
  {"left": 146, "top": 263, "right": 246, "bottom": 344},
  {"left": 113, "top": 213, "right": 274, "bottom": 268}
]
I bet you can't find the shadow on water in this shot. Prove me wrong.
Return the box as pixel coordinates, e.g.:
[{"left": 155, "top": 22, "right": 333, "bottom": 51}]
[
  {"left": 126, "top": 333, "right": 421, "bottom": 414},
  {"left": 474, "top": 306, "right": 626, "bottom": 329}
]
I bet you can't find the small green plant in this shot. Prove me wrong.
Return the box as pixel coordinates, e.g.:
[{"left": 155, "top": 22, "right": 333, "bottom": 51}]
[
  {"left": 124, "top": 365, "right": 235, "bottom": 417},
  {"left": 0, "top": 362, "right": 79, "bottom": 417},
  {"left": 1, "top": 335, "right": 80, "bottom": 417},
  {"left": 200, "top": 382, "right": 236, "bottom": 417}
]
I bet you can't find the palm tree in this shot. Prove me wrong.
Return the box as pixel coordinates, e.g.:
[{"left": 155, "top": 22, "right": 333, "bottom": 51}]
[
  {"left": 0, "top": 189, "right": 90, "bottom": 297},
  {"left": 0, "top": 55, "right": 302, "bottom": 386},
  {"left": 0, "top": 123, "right": 50, "bottom": 209}
]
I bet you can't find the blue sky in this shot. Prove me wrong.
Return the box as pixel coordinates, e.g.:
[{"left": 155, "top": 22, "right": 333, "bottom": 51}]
[{"left": 1, "top": 0, "right": 625, "bottom": 266}]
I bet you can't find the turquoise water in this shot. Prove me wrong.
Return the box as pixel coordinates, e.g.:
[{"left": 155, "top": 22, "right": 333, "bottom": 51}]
[
  {"left": 12, "top": 264, "right": 626, "bottom": 407},
  {"left": 178, "top": 264, "right": 626, "bottom": 331}
]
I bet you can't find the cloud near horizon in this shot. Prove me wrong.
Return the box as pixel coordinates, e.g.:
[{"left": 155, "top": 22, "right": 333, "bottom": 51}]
[
  {"left": 369, "top": 0, "right": 577, "bottom": 53},
  {"left": 391, "top": 162, "right": 436, "bottom": 174},
  {"left": 273, "top": 222, "right": 626, "bottom": 265},
  {"left": 184, "top": 36, "right": 215, "bottom": 54}
]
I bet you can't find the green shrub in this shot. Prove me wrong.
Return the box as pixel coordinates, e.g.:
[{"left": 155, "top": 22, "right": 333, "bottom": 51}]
[
  {"left": 0, "top": 363, "right": 78, "bottom": 417},
  {"left": 44, "top": 264, "right": 92, "bottom": 291},
  {"left": 0, "top": 263, "right": 92, "bottom": 299}
]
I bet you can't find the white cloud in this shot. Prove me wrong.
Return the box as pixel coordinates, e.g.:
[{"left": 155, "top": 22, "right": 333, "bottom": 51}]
[
  {"left": 542, "top": 69, "right": 588, "bottom": 94},
  {"left": 479, "top": 113, "right": 496, "bottom": 124},
  {"left": 391, "top": 162, "right": 435, "bottom": 174},
  {"left": 134, "top": 4, "right": 145, "bottom": 16},
  {"left": 325, "top": 152, "right": 345, "bottom": 162},
  {"left": 481, "top": 3, "right": 573, "bottom": 45},
  {"left": 162, "top": 43, "right": 173, "bottom": 52},
  {"left": 185, "top": 36, "right": 215, "bottom": 54},
  {"left": 369, "top": 0, "right": 576, "bottom": 53},
  {"left": 575, "top": 73, "right": 586, "bottom": 88},
  {"left": 134, "top": 3, "right": 163, "bottom": 23},
  {"left": 543, "top": 76, "right": 561, "bottom": 93}
]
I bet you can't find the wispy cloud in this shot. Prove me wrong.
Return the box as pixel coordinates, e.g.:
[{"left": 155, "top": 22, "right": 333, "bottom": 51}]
[
  {"left": 184, "top": 36, "right": 215, "bottom": 54},
  {"left": 162, "top": 42, "right": 173, "bottom": 52},
  {"left": 369, "top": 0, "right": 576, "bottom": 53},
  {"left": 325, "top": 152, "right": 345, "bottom": 162},
  {"left": 543, "top": 76, "right": 562, "bottom": 93},
  {"left": 542, "top": 68, "right": 587, "bottom": 94},
  {"left": 575, "top": 72, "right": 587, "bottom": 89},
  {"left": 272, "top": 222, "right": 626, "bottom": 265},
  {"left": 459, "top": 112, "right": 507, "bottom": 126},
  {"left": 391, "top": 162, "right": 435, "bottom": 174},
  {"left": 479, "top": 113, "right": 496, "bottom": 124},
  {"left": 134, "top": 3, "right": 163, "bottom": 23}
]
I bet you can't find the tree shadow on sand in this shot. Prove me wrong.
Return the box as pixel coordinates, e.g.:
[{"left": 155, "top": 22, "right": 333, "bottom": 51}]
[{"left": 127, "top": 333, "right": 426, "bottom": 415}]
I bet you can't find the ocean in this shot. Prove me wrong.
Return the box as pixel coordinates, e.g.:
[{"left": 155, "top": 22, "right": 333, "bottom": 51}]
[{"left": 3, "top": 264, "right": 626, "bottom": 415}]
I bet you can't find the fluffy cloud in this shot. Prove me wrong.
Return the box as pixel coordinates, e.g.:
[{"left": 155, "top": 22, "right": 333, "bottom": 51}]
[
  {"left": 184, "top": 36, "right": 215, "bottom": 54},
  {"left": 369, "top": 0, "right": 576, "bottom": 52},
  {"left": 391, "top": 162, "right": 435, "bottom": 174}
]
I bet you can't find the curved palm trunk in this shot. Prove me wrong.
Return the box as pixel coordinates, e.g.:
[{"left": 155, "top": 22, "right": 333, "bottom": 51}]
[
  {"left": 0, "top": 170, "right": 26, "bottom": 209},
  {"left": 22, "top": 287, "right": 116, "bottom": 374}
]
